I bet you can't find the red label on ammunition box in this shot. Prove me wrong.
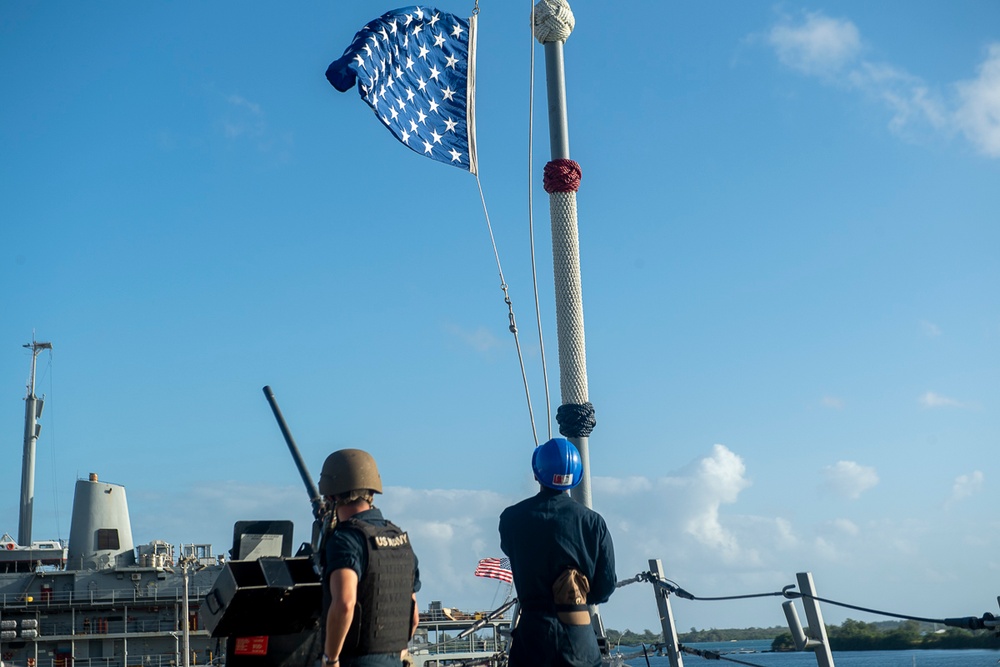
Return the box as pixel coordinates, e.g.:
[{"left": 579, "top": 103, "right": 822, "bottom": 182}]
[{"left": 234, "top": 636, "right": 269, "bottom": 656}]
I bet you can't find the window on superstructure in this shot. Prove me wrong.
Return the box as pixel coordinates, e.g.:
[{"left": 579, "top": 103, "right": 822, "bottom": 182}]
[{"left": 97, "top": 529, "right": 120, "bottom": 550}]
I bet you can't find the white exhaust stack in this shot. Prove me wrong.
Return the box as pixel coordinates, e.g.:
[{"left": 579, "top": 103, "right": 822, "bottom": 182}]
[{"left": 68, "top": 473, "right": 136, "bottom": 570}]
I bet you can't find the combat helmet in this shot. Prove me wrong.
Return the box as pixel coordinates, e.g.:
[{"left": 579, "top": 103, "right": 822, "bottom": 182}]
[
  {"left": 532, "top": 437, "right": 582, "bottom": 491},
  {"left": 319, "top": 448, "right": 383, "bottom": 497}
]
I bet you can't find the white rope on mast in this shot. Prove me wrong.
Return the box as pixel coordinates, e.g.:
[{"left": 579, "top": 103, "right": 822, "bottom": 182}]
[
  {"left": 547, "top": 188, "right": 589, "bottom": 405},
  {"left": 531, "top": 0, "right": 589, "bottom": 409},
  {"left": 531, "top": 0, "right": 599, "bottom": 519}
]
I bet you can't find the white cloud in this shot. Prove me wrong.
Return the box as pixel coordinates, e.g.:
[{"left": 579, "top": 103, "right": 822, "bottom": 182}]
[
  {"left": 207, "top": 90, "right": 291, "bottom": 160},
  {"left": 765, "top": 12, "right": 1000, "bottom": 156},
  {"left": 592, "top": 444, "right": 762, "bottom": 569},
  {"left": 380, "top": 487, "right": 513, "bottom": 598},
  {"left": 677, "top": 444, "right": 750, "bottom": 560},
  {"left": 918, "top": 391, "right": 962, "bottom": 408},
  {"left": 822, "top": 460, "right": 878, "bottom": 500},
  {"left": 768, "top": 13, "right": 861, "bottom": 75},
  {"left": 223, "top": 94, "right": 266, "bottom": 139},
  {"left": 813, "top": 535, "right": 843, "bottom": 562},
  {"left": 593, "top": 476, "right": 653, "bottom": 496},
  {"left": 821, "top": 395, "right": 844, "bottom": 409},
  {"left": 847, "top": 62, "right": 948, "bottom": 132},
  {"left": 920, "top": 320, "right": 941, "bottom": 337},
  {"left": 773, "top": 517, "right": 798, "bottom": 546},
  {"left": 444, "top": 323, "right": 506, "bottom": 352},
  {"left": 947, "top": 470, "right": 984, "bottom": 506},
  {"left": 129, "top": 480, "right": 315, "bottom": 555},
  {"left": 812, "top": 519, "right": 861, "bottom": 563},
  {"left": 954, "top": 44, "right": 1000, "bottom": 157},
  {"left": 116, "top": 450, "right": 1000, "bottom": 633},
  {"left": 828, "top": 518, "right": 860, "bottom": 536}
]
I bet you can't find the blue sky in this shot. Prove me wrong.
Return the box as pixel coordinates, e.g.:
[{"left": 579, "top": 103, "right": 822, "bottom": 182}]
[{"left": 2, "top": 1, "right": 998, "bottom": 634}]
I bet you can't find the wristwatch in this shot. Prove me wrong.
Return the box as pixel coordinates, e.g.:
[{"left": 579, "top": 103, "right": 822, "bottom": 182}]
[{"left": 323, "top": 655, "right": 339, "bottom": 666}]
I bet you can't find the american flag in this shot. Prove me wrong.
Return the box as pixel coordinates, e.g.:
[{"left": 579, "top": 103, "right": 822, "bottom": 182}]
[
  {"left": 474, "top": 557, "right": 513, "bottom": 584},
  {"left": 326, "top": 6, "right": 478, "bottom": 174}
]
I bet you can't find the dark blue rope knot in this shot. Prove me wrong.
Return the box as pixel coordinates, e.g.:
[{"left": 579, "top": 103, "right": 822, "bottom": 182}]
[{"left": 556, "top": 402, "right": 596, "bottom": 438}]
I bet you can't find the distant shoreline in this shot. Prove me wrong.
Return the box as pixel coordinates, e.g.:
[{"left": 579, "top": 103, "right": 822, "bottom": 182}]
[{"left": 608, "top": 620, "right": 999, "bottom": 652}]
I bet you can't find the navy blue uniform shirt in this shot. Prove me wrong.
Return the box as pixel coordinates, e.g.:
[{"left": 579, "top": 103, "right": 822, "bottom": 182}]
[
  {"left": 499, "top": 487, "right": 615, "bottom": 608},
  {"left": 499, "top": 487, "right": 616, "bottom": 667}
]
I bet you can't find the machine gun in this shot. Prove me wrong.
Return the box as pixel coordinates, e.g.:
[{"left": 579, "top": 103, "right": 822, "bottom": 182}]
[{"left": 200, "top": 386, "right": 328, "bottom": 667}]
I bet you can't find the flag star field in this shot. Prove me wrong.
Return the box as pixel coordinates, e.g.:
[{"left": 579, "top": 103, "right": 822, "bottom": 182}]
[{"left": 326, "top": 6, "right": 477, "bottom": 174}]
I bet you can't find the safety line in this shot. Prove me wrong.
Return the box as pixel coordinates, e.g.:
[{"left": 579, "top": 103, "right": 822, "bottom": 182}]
[
  {"left": 618, "top": 570, "right": 998, "bottom": 630},
  {"left": 475, "top": 173, "right": 538, "bottom": 447}
]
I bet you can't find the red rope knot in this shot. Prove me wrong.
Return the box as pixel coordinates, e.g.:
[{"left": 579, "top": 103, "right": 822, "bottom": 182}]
[{"left": 543, "top": 159, "right": 582, "bottom": 193}]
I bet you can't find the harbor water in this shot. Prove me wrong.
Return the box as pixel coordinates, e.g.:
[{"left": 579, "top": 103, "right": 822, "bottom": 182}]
[{"left": 620, "top": 639, "right": 1000, "bottom": 666}]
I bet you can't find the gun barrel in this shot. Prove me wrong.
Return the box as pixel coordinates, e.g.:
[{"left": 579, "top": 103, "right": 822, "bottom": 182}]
[{"left": 262, "top": 385, "right": 324, "bottom": 519}]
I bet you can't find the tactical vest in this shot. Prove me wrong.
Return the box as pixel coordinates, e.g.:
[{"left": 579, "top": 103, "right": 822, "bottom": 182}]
[{"left": 337, "top": 518, "right": 415, "bottom": 657}]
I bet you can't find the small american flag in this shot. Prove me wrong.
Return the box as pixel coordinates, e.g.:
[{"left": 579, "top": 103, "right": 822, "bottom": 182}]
[
  {"left": 326, "top": 6, "right": 478, "bottom": 174},
  {"left": 474, "top": 557, "right": 513, "bottom": 584}
]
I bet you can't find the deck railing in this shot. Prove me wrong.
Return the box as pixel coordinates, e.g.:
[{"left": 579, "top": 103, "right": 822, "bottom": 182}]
[
  {"left": 0, "top": 586, "right": 215, "bottom": 609},
  {"left": 23, "top": 653, "right": 217, "bottom": 667}
]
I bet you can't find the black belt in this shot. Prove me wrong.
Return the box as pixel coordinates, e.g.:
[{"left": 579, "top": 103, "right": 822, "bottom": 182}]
[{"left": 519, "top": 601, "right": 588, "bottom": 613}]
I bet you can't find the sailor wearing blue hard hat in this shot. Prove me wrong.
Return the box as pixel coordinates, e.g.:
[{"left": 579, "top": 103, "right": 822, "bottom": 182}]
[
  {"left": 531, "top": 436, "right": 584, "bottom": 490},
  {"left": 499, "top": 438, "right": 617, "bottom": 667}
]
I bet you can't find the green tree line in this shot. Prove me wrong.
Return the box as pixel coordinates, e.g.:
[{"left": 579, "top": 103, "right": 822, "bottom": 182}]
[
  {"left": 606, "top": 626, "right": 785, "bottom": 646},
  {"left": 606, "top": 619, "right": 997, "bottom": 652}
]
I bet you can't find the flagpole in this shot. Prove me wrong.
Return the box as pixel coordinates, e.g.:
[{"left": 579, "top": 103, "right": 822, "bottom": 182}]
[
  {"left": 533, "top": 0, "right": 595, "bottom": 510},
  {"left": 533, "top": 0, "right": 609, "bottom": 645}
]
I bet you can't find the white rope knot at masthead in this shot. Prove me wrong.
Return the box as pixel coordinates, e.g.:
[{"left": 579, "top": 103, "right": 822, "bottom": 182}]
[{"left": 532, "top": 0, "right": 575, "bottom": 44}]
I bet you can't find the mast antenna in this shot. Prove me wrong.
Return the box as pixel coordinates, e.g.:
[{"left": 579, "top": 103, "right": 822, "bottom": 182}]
[{"left": 19, "top": 338, "right": 53, "bottom": 546}]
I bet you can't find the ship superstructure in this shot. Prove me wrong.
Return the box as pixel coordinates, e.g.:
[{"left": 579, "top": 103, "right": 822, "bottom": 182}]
[
  {"left": 3, "top": 346, "right": 513, "bottom": 667},
  {"left": 1, "top": 342, "right": 226, "bottom": 667}
]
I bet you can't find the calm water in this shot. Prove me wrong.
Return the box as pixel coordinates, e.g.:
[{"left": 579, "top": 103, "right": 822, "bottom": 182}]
[{"left": 619, "top": 639, "right": 1000, "bottom": 666}]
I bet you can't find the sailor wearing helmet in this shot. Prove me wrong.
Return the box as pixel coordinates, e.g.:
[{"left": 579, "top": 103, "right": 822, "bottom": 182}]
[
  {"left": 319, "top": 449, "right": 420, "bottom": 667},
  {"left": 499, "top": 438, "right": 617, "bottom": 667}
]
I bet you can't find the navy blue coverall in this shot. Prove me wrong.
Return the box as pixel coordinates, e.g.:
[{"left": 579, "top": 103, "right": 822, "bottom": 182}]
[{"left": 499, "top": 487, "right": 616, "bottom": 667}]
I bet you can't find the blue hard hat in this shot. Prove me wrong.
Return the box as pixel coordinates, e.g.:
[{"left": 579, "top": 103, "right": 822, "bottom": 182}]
[{"left": 532, "top": 438, "right": 583, "bottom": 490}]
